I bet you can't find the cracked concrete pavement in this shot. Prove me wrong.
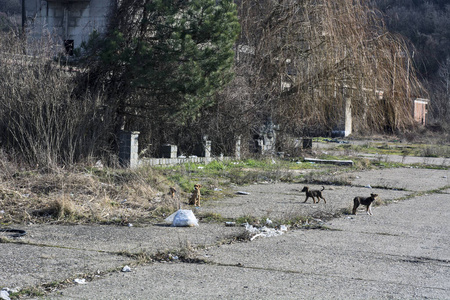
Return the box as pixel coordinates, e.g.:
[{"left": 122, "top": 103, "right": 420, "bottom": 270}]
[{"left": 1, "top": 166, "right": 449, "bottom": 299}]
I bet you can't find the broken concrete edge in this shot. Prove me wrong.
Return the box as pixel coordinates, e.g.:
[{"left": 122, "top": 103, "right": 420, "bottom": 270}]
[{"left": 304, "top": 158, "right": 354, "bottom": 166}]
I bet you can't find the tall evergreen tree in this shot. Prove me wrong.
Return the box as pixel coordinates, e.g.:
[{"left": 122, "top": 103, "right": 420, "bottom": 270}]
[{"left": 80, "top": 0, "right": 240, "bottom": 147}]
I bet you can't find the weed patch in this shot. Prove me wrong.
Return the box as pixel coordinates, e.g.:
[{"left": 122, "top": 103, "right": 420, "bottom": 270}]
[{"left": 197, "top": 212, "right": 227, "bottom": 223}]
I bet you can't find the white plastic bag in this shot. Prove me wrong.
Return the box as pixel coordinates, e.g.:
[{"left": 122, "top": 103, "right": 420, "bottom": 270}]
[
  {"left": 1, "top": 289, "right": 11, "bottom": 300},
  {"left": 165, "top": 209, "right": 199, "bottom": 227}
]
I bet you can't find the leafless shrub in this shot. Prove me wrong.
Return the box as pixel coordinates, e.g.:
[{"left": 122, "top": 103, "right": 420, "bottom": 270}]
[
  {"left": 228, "top": 0, "right": 425, "bottom": 145},
  {"left": 0, "top": 148, "right": 19, "bottom": 179},
  {"left": 0, "top": 28, "right": 112, "bottom": 169}
]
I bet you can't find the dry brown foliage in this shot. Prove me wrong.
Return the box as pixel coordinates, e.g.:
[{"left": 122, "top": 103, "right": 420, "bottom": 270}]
[
  {"left": 214, "top": 0, "right": 426, "bottom": 146},
  {"left": 0, "top": 165, "right": 181, "bottom": 224},
  {"left": 0, "top": 29, "right": 114, "bottom": 168}
]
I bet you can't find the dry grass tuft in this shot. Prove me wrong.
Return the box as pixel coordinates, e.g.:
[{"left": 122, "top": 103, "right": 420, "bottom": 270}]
[{"left": 0, "top": 166, "right": 182, "bottom": 224}]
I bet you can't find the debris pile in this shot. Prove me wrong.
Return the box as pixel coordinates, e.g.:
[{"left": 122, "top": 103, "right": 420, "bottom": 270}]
[{"left": 244, "top": 222, "right": 288, "bottom": 241}]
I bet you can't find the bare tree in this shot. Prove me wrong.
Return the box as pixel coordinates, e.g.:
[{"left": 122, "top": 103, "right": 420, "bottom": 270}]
[
  {"left": 430, "top": 57, "right": 450, "bottom": 125},
  {"left": 216, "top": 0, "right": 425, "bottom": 146},
  {"left": 0, "top": 29, "right": 111, "bottom": 168}
]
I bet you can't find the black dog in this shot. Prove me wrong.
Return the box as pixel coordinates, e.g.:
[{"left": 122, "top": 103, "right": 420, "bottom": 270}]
[
  {"left": 352, "top": 193, "right": 378, "bottom": 215},
  {"left": 301, "top": 186, "right": 326, "bottom": 204}
]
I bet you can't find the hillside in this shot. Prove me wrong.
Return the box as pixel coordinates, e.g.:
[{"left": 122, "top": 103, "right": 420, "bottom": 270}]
[{"left": 373, "top": 0, "right": 450, "bottom": 124}]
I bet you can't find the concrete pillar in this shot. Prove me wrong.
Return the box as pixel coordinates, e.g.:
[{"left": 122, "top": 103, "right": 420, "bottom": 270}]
[
  {"left": 203, "top": 140, "right": 211, "bottom": 158},
  {"left": 235, "top": 136, "right": 241, "bottom": 160},
  {"left": 344, "top": 97, "right": 352, "bottom": 137},
  {"left": 119, "top": 131, "right": 140, "bottom": 168}
]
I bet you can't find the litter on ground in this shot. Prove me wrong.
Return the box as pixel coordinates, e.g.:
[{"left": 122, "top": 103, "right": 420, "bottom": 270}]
[
  {"left": 244, "top": 223, "right": 288, "bottom": 241},
  {"left": 164, "top": 209, "right": 199, "bottom": 227},
  {"left": 122, "top": 265, "right": 131, "bottom": 272},
  {"left": 236, "top": 191, "right": 250, "bottom": 195},
  {"left": 74, "top": 278, "right": 86, "bottom": 284}
]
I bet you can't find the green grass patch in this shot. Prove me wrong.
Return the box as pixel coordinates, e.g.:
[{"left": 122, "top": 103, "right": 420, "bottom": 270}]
[
  {"left": 385, "top": 185, "right": 450, "bottom": 204},
  {"left": 372, "top": 161, "right": 408, "bottom": 168},
  {"left": 324, "top": 140, "right": 450, "bottom": 158},
  {"left": 235, "top": 215, "right": 261, "bottom": 225},
  {"left": 197, "top": 212, "right": 227, "bottom": 223},
  {"left": 10, "top": 287, "right": 45, "bottom": 299}
]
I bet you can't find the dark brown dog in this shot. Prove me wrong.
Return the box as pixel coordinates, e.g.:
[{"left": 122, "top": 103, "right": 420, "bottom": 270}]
[
  {"left": 301, "top": 186, "right": 326, "bottom": 203},
  {"left": 189, "top": 184, "right": 202, "bottom": 206},
  {"left": 352, "top": 193, "right": 378, "bottom": 215}
]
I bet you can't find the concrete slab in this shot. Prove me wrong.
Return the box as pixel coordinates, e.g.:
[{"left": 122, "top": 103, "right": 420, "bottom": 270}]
[
  {"left": 41, "top": 193, "right": 450, "bottom": 300},
  {"left": 201, "top": 183, "right": 409, "bottom": 220},
  {"left": 358, "top": 154, "right": 450, "bottom": 167},
  {"left": 1, "top": 224, "right": 244, "bottom": 291},
  {"left": 304, "top": 157, "right": 354, "bottom": 166},
  {"left": 18, "top": 223, "right": 245, "bottom": 253},
  {"left": 1, "top": 168, "right": 448, "bottom": 299},
  {"left": 345, "top": 168, "right": 449, "bottom": 191},
  {"left": 0, "top": 243, "right": 130, "bottom": 289},
  {"left": 45, "top": 262, "right": 448, "bottom": 300}
]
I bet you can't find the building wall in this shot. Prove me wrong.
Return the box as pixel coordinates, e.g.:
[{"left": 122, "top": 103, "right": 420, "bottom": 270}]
[
  {"left": 413, "top": 98, "right": 429, "bottom": 125},
  {"left": 25, "top": 0, "right": 113, "bottom": 49}
]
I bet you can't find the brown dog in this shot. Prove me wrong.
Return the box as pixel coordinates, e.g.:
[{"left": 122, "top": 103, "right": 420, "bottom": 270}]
[
  {"left": 301, "top": 186, "right": 326, "bottom": 203},
  {"left": 169, "top": 187, "right": 177, "bottom": 198},
  {"left": 189, "top": 184, "right": 202, "bottom": 206},
  {"left": 352, "top": 193, "right": 378, "bottom": 215}
]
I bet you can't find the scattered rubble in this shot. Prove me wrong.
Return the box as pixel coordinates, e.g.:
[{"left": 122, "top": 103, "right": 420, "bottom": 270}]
[{"left": 244, "top": 223, "right": 288, "bottom": 241}]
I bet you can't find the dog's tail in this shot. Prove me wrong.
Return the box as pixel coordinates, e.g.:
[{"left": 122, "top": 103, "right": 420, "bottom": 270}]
[{"left": 321, "top": 186, "right": 325, "bottom": 191}]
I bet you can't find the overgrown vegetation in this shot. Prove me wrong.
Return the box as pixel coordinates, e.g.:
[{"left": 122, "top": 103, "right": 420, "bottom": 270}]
[
  {"left": 0, "top": 1, "right": 449, "bottom": 228},
  {"left": 374, "top": 0, "right": 450, "bottom": 128},
  {"left": 78, "top": 0, "right": 240, "bottom": 156},
  {"left": 223, "top": 0, "right": 425, "bottom": 146},
  {"left": 0, "top": 30, "right": 113, "bottom": 168},
  {"left": 2, "top": 134, "right": 448, "bottom": 225},
  {"left": 0, "top": 0, "right": 446, "bottom": 172},
  {"left": 0, "top": 164, "right": 181, "bottom": 224},
  {"left": 318, "top": 138, "right": 450, "bottom": 157}
]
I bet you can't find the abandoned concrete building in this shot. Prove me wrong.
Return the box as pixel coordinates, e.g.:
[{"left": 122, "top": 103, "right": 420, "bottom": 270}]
[{"left": 24, "top": 0, "right": 113, "bottom": 53}]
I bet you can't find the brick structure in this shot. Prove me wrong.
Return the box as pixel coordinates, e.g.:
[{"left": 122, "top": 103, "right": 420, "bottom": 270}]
[{"left": 413, "top": 98, "right": 429, "bottom": 125}]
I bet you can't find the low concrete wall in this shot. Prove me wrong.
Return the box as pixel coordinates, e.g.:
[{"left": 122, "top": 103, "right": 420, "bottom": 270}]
[
  {"left": 118, "top": 131, "right": 237, "bottom": 168},
  {"left": 138, "top": 156, "right": 230, "bottom": 167}
]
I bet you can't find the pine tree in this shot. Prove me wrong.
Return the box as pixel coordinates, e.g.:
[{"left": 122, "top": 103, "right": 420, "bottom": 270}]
[{"left": 81, "top": 0, "right": 240, "bottom": 133}]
